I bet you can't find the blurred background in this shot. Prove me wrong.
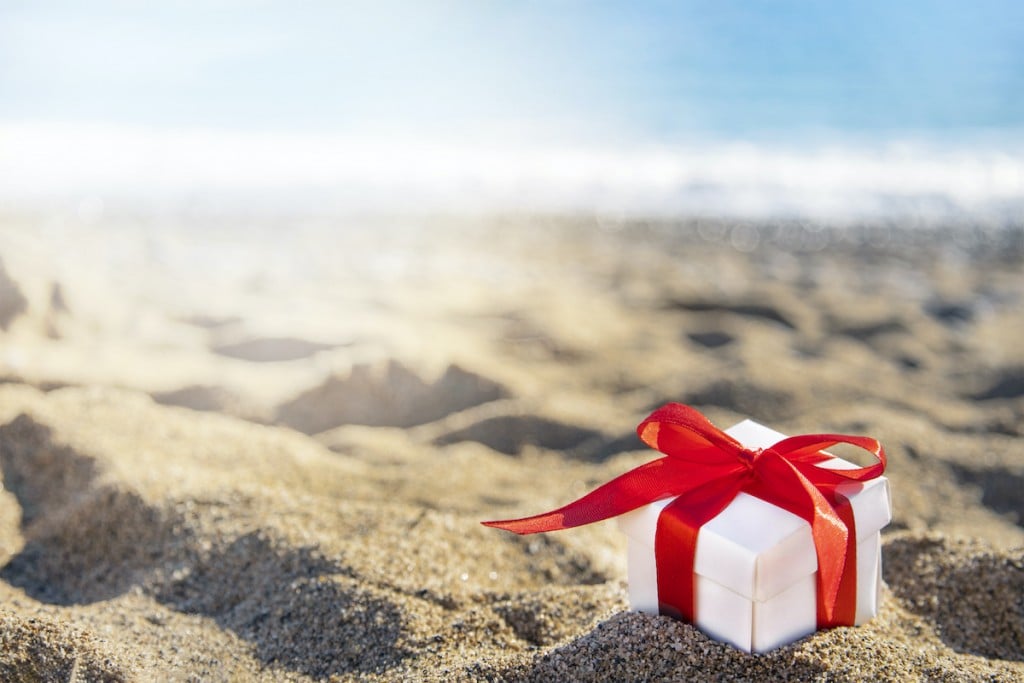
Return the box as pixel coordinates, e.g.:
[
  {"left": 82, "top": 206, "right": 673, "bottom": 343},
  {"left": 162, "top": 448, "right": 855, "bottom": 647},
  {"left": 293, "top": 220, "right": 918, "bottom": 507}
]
[
  {"left": 2, "top": 0, "right": 1023, "bottom": 219},
  {"left": 0, "top": 0, "right": 1023, "bottom": 411}
]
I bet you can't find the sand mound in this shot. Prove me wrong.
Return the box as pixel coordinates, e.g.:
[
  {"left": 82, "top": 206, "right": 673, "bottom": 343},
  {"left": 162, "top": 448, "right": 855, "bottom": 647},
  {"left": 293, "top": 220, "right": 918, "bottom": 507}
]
[
  {"left": 665, "top": 297, "right": 800, "bottom": 330},
  {"left": 434, "top": 414, "right": 603, "bottom": 456},
  {"left": 677, "top": 378, "right": 796, "bottom": 422},
  {"left": 924, "top": 299, "right": 975, "bottom": 325},
  {"left": 179, "top": 314, "right": 243, "bottom": 329},
  {"left": 0, "top": 414, "right": 185, "bottom": 604},
  {"left": 884, "top": 534, "right": 1024, "bottom": 661},
  {"left": 497, "top": 312, "right": 589, "bottom": 362},
  {"left": 48, "top": 282, "right": 68, "bottom": 314},
  {"left": 948, "top": 461, "right": 1024, "bottom": 527},
  {"left": 152, "top": 384, "right": 244, "bottom": 413},
  {"left": 970, "top": 367, "right": 1024, "bottom": 401},
  {"left": 151, "top": 384, "right": 267, "bottom": 423},
  {"left": 276, "top": 361, "right": 510, "bottom": 434},
  {"left": 43, "top": 282, "right": 71, "bottom": 338},
  {"left": 0, "top": 414, "right": 97, "bottom": 528},
  {"left": 211, "top": 337, "right": 342, "bottom": 363},
  {"left": 0, "top": 257, "right": 27, "bottom": 330},
  {"left": 154, "top": 532, "right": 412, "bottom": 679},
  {"left": 0, "top": 611, "right": 129, "bottom": 682},
  {"left": 685, "top": 329, "right": 735, "bottom": 349}
]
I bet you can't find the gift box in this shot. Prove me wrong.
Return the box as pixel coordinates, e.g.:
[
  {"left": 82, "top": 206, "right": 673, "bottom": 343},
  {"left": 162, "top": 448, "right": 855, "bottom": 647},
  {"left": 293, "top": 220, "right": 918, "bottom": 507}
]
[
  {"left": 484, "top": 403, "right": 889, "bottom": 654},
  {"left": 616, "top": 419, "right": 891, "bottom": 653}
]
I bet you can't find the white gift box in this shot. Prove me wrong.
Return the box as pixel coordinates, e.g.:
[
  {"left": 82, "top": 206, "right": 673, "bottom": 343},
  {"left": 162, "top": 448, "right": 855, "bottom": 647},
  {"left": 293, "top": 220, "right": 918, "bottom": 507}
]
[{"left": 616, "top": 419, "right": 892, "bottom": 653}]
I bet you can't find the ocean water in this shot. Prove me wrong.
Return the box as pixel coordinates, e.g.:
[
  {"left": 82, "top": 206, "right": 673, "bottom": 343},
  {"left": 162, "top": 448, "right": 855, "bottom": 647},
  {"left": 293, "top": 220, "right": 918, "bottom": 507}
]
[{"left": 1, "top": 1, "right": 1022, "bottom": 220}]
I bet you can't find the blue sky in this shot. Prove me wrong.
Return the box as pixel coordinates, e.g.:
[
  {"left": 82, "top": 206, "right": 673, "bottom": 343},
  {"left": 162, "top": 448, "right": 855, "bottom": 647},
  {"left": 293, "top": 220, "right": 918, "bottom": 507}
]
[{"left": 2, "top": 0, "right": 1022, "bottom": 141}]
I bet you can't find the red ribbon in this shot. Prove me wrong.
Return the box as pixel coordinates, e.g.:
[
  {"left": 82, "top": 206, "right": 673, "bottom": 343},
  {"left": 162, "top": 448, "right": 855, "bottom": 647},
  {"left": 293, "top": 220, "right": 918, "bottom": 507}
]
[{"left": 483, "top": 403, "right": 886, "bottom": 627}]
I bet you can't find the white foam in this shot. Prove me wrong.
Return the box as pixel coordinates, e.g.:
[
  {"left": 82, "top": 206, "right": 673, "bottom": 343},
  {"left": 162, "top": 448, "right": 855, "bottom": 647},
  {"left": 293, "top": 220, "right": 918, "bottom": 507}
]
[{"left": 2, "top": 122, "right": 1022, "bottom": 220}]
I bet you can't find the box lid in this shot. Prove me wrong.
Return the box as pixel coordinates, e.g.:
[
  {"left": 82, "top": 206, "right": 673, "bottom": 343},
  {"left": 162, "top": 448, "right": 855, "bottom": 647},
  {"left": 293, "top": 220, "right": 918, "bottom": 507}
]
[{"left": 616, "top": 419, "right": 891, "bottom": 602}]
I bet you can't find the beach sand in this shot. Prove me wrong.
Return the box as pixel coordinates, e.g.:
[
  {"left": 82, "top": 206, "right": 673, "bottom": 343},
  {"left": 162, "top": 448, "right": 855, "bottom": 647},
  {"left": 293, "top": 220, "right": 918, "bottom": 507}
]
[{"left": 0, "top": 214, "right": 1022, "bottom": 681}]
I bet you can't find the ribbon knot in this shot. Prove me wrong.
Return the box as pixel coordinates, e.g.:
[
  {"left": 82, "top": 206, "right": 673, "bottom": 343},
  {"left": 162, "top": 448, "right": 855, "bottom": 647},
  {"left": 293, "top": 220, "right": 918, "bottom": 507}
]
[
  {"left": 484, "top": 402, "right": 886, "bottom": 628},
  {"left": 738, "top": 447, "right": 762, "bottom": 467}
]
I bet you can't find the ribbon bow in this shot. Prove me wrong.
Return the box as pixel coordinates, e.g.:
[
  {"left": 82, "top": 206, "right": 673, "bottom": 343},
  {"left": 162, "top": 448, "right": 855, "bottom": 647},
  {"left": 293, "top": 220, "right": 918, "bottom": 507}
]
[{"left": 484, "top": 403, "right": 886, "bottom": 626}]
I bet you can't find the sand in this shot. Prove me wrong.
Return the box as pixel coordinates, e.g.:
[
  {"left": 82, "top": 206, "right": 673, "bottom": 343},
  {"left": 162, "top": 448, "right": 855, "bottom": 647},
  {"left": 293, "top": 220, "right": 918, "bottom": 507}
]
[{"left": 0, "top": 214, "right": 1022, "bottom": 681}]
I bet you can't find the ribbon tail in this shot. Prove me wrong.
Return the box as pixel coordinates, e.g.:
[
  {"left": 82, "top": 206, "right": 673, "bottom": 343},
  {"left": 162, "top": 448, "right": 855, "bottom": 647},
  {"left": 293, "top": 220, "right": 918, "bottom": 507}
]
[
  {"left": 808, "top": 492, "right": 854, "bottom": 625},
  {"left": 484, "top": 457, "right": 695, "bottom": 534},
  {"left": 820, "top": 499, "right": 859, "bottom": 627}
]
